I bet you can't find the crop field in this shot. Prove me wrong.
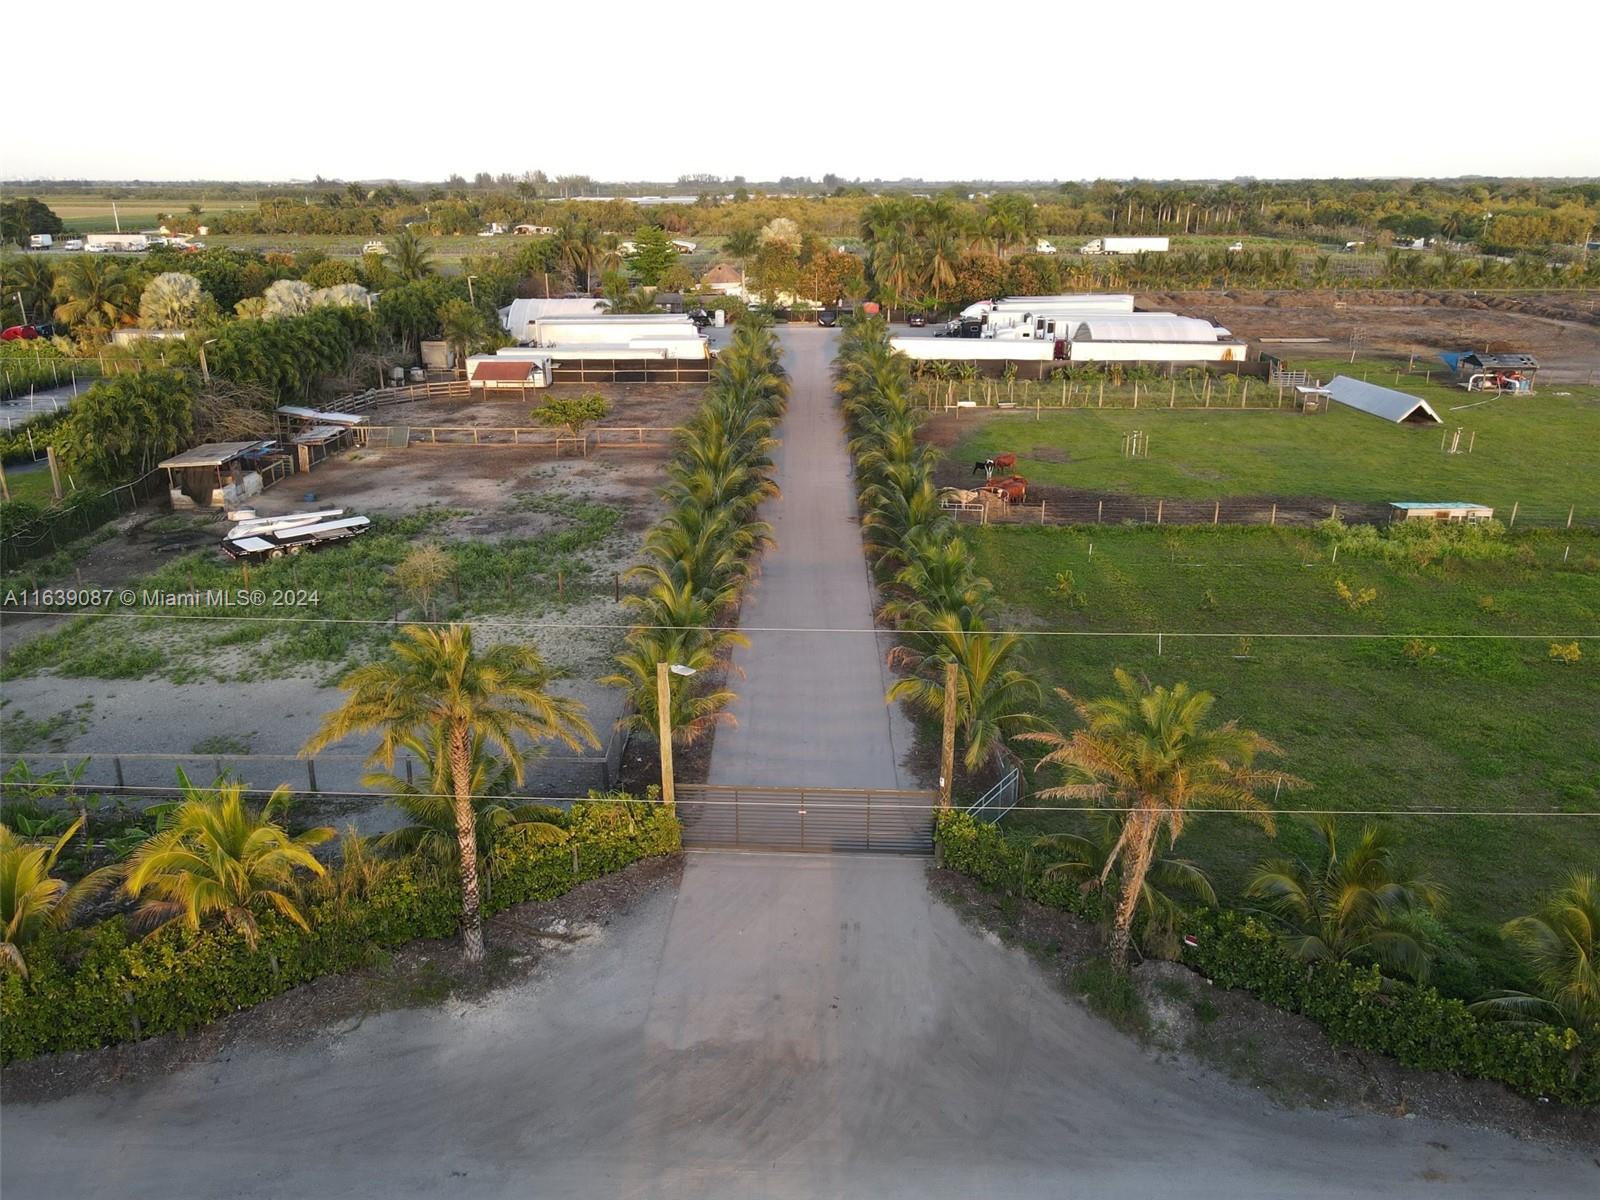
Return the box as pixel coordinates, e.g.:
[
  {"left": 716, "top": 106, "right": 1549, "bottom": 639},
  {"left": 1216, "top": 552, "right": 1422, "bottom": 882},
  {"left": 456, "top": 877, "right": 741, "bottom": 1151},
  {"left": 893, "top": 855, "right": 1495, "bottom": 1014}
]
[
  {"left": 31, "top": 194, "right": 258, "bottom": 233},
  {"left": 968, "top": 523, "right": 1600, "bottom": 992},
  {"left": 939, "top": 370, "right": 1600, "bottom": 521}
]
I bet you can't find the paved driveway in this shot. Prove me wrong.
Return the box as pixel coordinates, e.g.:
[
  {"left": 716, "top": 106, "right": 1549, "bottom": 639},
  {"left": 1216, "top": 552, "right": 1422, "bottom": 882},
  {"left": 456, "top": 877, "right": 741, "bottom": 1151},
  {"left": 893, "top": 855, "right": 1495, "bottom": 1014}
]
[
  {"left": 706, "top": 326, "right": 913, "bottom": 791},
  {"left": 3, "top": 851, "right": 1591, "bottom": 1199}
]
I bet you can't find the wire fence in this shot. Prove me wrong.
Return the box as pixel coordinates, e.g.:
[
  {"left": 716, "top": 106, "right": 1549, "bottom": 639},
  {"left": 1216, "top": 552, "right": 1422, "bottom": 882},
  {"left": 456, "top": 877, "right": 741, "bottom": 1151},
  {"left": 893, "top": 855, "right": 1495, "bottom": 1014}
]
[{"left": 0, "top": 469, "right": 167, "bottom": 572}]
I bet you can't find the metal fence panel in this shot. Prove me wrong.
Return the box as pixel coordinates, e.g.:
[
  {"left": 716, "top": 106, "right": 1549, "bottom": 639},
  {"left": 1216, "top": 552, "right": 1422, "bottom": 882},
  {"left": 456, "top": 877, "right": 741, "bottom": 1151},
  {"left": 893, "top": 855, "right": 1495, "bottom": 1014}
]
[{"left": 676, "top": 785, "right": 937, "bottom": 855}]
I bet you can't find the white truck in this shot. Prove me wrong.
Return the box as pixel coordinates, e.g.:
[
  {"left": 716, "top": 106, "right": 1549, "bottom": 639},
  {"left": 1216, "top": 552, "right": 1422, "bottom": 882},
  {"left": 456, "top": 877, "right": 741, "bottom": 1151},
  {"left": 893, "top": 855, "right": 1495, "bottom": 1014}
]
[
  {"left": 28, "top": 233, "right": 53, "bottom": 250},
  {"left": 84, "top": 232, "right": 150, "bottom": 253},
  {"left": 1079, "top": 236, "right": 1170, "bottom": 255}
]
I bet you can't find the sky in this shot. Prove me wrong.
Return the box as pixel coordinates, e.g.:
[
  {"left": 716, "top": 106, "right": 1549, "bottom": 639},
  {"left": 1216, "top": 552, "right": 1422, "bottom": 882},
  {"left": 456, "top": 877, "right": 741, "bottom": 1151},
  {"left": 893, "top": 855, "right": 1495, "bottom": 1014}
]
[{"left": 5, "top": 0, "right": 1596, "bottom": 184}]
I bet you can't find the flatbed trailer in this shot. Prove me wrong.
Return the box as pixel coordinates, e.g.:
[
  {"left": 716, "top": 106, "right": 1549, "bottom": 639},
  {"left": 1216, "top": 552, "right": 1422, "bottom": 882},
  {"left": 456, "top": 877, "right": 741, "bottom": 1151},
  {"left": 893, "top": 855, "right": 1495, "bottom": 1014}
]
[{"left": 222, "top": 515, "right": 371, "bottom": 561}]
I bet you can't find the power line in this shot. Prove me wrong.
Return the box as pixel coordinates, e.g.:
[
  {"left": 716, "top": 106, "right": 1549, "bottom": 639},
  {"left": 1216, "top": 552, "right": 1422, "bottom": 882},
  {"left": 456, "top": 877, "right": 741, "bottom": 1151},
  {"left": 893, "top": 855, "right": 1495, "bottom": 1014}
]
[{"left": 1, "top": 607, "right": 1594, "bottom": 641}]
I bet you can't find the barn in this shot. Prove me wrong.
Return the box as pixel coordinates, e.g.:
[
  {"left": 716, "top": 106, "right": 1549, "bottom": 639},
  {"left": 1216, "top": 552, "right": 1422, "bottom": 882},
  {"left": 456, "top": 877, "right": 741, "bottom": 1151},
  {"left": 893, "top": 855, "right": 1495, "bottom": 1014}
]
[{"left": 1324, "top": 376, "right": 1442, "bottom": 424}]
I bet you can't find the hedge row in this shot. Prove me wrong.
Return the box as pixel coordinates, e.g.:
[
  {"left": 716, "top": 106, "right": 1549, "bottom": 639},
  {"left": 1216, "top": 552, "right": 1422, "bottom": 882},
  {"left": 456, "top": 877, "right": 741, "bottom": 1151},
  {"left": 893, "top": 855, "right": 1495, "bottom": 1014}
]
[
  {"left": 0, "top": 801, "right": 680, "bottom": 1063},
  {"left": 934, "top": 811, "right": 1598, "bottom": 1106}
]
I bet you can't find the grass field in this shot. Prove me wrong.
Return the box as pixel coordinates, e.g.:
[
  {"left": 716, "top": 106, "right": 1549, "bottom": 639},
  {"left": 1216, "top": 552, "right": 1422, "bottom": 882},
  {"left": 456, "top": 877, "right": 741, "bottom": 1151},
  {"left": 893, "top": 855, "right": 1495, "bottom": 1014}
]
[
  {"left": 968, "top": 523, "right": 1600, "bottom": 992},
  {"left": 32, "top": 194, "right": 257, "bottom": 234},
  {"left": 946, "top": 370, "right": 1600, "bottom": 521}
]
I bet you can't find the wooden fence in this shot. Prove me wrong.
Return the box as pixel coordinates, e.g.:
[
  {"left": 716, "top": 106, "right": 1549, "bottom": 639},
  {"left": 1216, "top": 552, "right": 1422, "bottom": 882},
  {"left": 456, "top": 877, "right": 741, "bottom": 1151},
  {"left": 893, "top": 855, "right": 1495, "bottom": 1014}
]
[{"left": 404, "top": 425, "right": 677, "bottom": 450}]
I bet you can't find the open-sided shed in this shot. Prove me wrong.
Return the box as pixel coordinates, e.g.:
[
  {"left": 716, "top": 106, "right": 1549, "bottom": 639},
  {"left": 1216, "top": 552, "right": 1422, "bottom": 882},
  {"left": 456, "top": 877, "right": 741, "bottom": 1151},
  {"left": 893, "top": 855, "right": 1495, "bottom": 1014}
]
[
  {"left": 1324, "top": 375, "right": 1441, "bottom": 424},
  {"left": 159, "top": 441, "right": 270, "bottom": 510}
]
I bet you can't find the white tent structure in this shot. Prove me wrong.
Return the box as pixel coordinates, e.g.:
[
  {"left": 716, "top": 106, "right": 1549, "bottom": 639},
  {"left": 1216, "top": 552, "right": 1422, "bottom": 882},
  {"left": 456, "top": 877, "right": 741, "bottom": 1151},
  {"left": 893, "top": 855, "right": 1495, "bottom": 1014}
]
[
  {"left": 499, "top": 297, "right": 609, "bottom": 342},
  {"left": 960, "top": 294, "right": 1135, "bottom": 320},
  {"left": 1324, "top": 376, "right": 1442, "bottom": 424},
  {"left": 1070, "top": 316, "right": 1229, "bottom": 343}
]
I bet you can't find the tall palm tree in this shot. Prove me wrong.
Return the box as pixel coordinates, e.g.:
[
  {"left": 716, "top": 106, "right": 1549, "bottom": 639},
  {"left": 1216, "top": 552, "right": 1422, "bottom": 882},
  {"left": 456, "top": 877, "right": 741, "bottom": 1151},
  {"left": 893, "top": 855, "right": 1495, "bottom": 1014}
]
[
  {"left": 887, "top": 613, "right": 1042, "bottom": 774},
  {"left": 391, "top": 227, "right": 435, "bottom": 282},
  {"left": 1247, "top": 816, "right": 1444, "bottom": 982},
  {"left": 1034, "top": 809, "right": 1217, "bottom": 957},
  {"left": 722, "top": 226, "right": 760, "bottom": 299},
  {"left": 53, "top": 256, "right": 139, "bottom": 334},
  {"left": 1473, "top": 874, "right": 1598, "bottom": 1039},
  {"left": 4, "top": 255, "right": 56, "bottom": 325},
  {"left": 1020, "top": 669, "right": 1300, "bottom": 970},
  {"left": 304, "top": 624, "right": 596, "bottom": 962},
  {"left": 121, "top": 774, "right": 334, "bottom": 949},
  {"left": 1, "top": 818, "right": 117, "bottom": 977}
]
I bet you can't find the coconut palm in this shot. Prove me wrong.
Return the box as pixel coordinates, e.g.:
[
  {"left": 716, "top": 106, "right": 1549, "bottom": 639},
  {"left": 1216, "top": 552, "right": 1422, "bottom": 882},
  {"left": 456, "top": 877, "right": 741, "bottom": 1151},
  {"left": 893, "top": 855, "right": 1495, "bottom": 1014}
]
[
  {"left": 0, "top": 818, "right": 118, "bottom": 977},
  {"left": 887, "top": 613, "right": 1042, "bottom": 774},
  {"left": 1020, "top": 669, "right": 1300, "bottom": 970},
  {"left": 1246, "top": 816, "right": 1444, "bottom": 982},
  {"left": 5, "top": 255, "right": 56, "bottom": 325},
  {"left": 366, "top": 728, "right": 568, "bottom": 876},
  {"left": 391, "top": 227, "right": 435, "bottom": 282},
  {"left": 1473, "top": 874, "right": 1598, "bottom": 1038},
  {"left": 1033, "top": 809, "right": 1217, "bottom": 956},
  {"left": 304, "top": 624, "right": 596, "bottom": 962},
  {"left": 53, "top": 255, "right": 139, "bottom": 333},
  {"left": 121, "top": 775, "right": 334, "bottom": 949}
]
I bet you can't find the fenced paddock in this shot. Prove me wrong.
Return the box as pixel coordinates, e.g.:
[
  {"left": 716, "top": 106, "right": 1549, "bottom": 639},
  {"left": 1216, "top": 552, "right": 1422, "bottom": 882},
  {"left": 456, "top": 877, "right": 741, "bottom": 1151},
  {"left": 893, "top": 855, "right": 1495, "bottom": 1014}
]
[{"left": 404, "top": 425, "right": 677, "bottom": 450}]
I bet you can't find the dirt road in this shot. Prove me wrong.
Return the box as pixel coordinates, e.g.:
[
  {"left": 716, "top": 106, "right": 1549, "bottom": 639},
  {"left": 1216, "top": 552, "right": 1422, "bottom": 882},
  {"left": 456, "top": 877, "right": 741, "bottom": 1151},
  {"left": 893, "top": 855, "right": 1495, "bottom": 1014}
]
[
  {"left": 706, "top": 326, "right": 913, "bottom": 790},
  {"left": 4, "top": 851, "right": 1592, "bottom": 1199}
]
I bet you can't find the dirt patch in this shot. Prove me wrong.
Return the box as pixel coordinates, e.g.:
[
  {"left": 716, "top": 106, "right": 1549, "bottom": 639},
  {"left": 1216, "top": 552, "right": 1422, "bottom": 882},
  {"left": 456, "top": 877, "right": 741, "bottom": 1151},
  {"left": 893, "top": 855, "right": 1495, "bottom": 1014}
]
[
  {"left": 930, "top": 867, "right": 1600, "bottom": 1152},
  {"left": 1142, "top": 290, "right": 1600, "bottom": 384},
  {"left": 1, "top": 852, "right": 684, "bottom": 1103}
]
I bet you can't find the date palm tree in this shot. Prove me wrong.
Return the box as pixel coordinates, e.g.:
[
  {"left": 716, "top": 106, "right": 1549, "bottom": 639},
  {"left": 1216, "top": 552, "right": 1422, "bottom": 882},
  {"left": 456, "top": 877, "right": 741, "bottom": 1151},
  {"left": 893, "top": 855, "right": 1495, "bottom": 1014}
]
[
  {"left": 1247, "top": 816, "right": 1444, "bottom": 982},
  {"left": 1, "top": 818, "right": 118, "bottom": 977},
  {"left": 1020, "top": 669, "right": 1300, "bottom": 970},
  {"left": 305, "top": 624, "right": 596, "bottom": 962},
  {"left": 121, "top": 773, "right": 334, "bottom": 949},
  {"left": 1473, "top": 874, "right": 1598, "bottom": 1039},
  {"left": 391, "top": 227, "right": 435, "bottom": 282},
  {"left": 53, "top": 255, "right": 139, "bottom": 334}
]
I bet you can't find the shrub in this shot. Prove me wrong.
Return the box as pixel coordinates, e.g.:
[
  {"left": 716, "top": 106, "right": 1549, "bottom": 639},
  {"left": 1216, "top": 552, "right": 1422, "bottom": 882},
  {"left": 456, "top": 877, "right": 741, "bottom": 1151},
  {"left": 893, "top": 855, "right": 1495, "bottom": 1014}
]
[
  {"left": 0, "top": 798, "right": 679, "bottom": 1062},
  {"left": 1334, "top": 578, "right": 1377, "bottom": 612},
  {"left": 934, "top": 812, "right": 1599, "bottom": 1105},
  {"left": 1548, "top": 641, "right": 1582, "bottom": 665}
]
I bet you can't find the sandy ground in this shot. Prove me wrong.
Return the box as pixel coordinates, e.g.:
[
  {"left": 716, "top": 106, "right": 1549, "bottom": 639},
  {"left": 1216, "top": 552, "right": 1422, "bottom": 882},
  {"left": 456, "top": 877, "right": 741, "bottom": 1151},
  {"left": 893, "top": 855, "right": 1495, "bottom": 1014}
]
[
  {"left": 0, "top": 381, "right": 703, "bottom": 814},
  {"left": 5, "top": 851, "right": 1594, "bottom": 1200}
]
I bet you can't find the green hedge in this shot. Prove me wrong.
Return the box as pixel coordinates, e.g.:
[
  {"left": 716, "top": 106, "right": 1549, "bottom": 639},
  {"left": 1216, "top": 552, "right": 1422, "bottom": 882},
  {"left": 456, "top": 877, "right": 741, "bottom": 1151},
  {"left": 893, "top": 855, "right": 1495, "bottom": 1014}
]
[
  {"left": 934, "top": 811, "right": 1598, "bottom": 1106},
  {"left": 0, "top": 800, "right": 680, "bottom": 1063}
]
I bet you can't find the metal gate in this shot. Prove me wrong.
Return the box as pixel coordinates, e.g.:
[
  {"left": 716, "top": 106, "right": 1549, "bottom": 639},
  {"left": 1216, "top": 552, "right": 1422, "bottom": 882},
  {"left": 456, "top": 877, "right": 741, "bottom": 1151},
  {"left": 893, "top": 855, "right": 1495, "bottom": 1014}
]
[{"left": 676, "top": 785, "right": 937, "bottom": 854}]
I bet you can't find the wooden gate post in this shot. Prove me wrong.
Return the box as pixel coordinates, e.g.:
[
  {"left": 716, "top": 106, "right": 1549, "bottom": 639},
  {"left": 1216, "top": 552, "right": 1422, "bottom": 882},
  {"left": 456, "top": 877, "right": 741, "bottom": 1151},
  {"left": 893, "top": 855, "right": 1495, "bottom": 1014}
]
[
  {"left": 939, "top": 661, "right": 959, "bottom": 810},
  {"left": 656, "top": 661, "right": 675, "bottom": 806}
]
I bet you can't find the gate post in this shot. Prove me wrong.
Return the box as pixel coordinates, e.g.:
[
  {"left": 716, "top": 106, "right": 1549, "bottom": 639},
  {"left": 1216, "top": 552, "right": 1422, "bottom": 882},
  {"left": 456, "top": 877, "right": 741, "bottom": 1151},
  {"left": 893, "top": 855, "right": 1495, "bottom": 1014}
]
[
  {"left": 939, "top": 661, "right": 958, "bottom": 808},
  {"left": 655, "top": 661, "right": 675, "bottom": 806}
]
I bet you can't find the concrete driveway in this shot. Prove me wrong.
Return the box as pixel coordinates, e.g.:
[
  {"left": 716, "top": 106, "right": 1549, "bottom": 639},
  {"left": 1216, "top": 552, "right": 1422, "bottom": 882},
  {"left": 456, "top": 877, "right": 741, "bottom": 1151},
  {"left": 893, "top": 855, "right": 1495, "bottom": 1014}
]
[
  {"left": 706, "top": 326, "right": 914, "bottom": 791},
  {"left": 3, "top": 851, "right": 1591, "bottom": 1199}
]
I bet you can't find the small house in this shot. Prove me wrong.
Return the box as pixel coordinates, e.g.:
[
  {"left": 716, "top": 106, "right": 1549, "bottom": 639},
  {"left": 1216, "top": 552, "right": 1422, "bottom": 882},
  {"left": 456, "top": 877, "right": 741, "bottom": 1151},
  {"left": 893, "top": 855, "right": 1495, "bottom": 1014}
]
[{"left": 699, "top": 263, "right": 744, "bottom": 298}]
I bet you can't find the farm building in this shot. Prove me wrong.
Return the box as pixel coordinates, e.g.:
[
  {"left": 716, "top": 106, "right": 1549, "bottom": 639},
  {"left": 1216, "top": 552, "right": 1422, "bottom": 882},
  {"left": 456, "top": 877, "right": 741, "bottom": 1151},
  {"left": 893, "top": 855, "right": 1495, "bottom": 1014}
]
[
  {"left": 1324, "top": 376, "right": 1442, "bottom": 424},
  {"left": 159, "top": 442, "right": 280, "bottom": 510},
  {"left": 1438, "top": 351, "right": 1539, "bottom": 394},
  {"left": 700, "top": 263, "right": 745, "bottom": 298},
  {"left": 499, "top": 297, "right": 609, "bottom": 342},
  {"left": 1390, "top": 502, "right": 1494, "bottom": 523},
  {"left": 466, "top": 354, "right": 552, "bottom": 392}
]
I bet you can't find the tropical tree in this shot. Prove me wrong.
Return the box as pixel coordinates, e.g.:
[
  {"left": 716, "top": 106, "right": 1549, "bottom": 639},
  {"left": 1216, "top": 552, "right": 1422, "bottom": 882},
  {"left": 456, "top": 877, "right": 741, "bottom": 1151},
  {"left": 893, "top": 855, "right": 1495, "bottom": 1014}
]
[
  {"left": 626, "top": 224, "right": 679, "bottom": 286},
  {"left": 4, "top": 254, "right": 56, "bottom": 325},
  {"left": 391, "top": 228, "right": 435, "bottom": 281},
  {"left": 1020, "top": 668, "right": 1300, "bottom": 970},
  {"left": 723, "top": 225, "right": 760, "bottom": 298},
  {"left": 532, "top": 393, "right": 609, "bottom": 441},
  {"left": 1246, "top": 816, "right": 1444, "bottom": 982},
  {"left": 0, "top": 818, "right": 117, "bottom": 977},
  {"left": 438, "top": 297, "right": 494, "bottom": 369},
  {"left": 304, "top": 624, "right": 597, "bottom": 962},
  {"left": 1473, "top": 874, "right": 1599, "bottom": 1039},
  {"left": 138, "top": 271, "right": 215, "bottom": 329},
  {"left": 121, "top": 775, "right": 334, "bottom": 949},
  {"left": 365, "top": 728, "right": 568, "bottom": 876},
  {"left": 1033, "top": 810, "right": 1216, "bottom": 957},
  {"left": 53, "top": 255, "right": 140, "bottom": 334}
]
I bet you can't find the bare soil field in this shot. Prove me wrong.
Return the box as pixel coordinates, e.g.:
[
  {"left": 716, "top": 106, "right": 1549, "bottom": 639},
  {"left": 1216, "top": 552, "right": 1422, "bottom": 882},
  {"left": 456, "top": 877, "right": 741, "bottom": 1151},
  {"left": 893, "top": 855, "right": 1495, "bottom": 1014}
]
[
  {"left": 1143, "top": 290, "right": 1600, "bottom": 383},
  {"left": 0, "top": 380, "right": 700, "bottom": 813}
]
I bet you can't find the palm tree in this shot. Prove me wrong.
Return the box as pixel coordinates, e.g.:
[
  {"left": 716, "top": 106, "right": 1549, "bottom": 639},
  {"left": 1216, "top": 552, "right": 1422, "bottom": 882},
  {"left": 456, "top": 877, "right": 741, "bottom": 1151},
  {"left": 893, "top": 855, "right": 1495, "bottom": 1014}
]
[
  {"left": 391, "top": 227, "right": 435, "bottom": 282},
  {"left": 366, "top": 728, "right": 568, "bottom": 878},
  {"left": 304, "top": 624, "right": 596, "bottom": 962},
  {"left": 722, "top": 226, "right": 760, "bottom": 300},
  {"left": 121, "top": 774, "right": 334, "bottom": 949},
  {"left": 1473, "top": 874, "right": 1598, "bottom": 1039},
  {"left": 1, "top": 818, "right": 117, "bottom": 977},
  {"left": 887, "top": 613, "right": 1042, "bottom": 774},
  {"left": 1033, "top": 809, "right": 1217, "bottom": 957},
  {"left": 438, "top": 298, "right": 490, "bottom": 372},
  {"left": 5, "top": 255, "right": 56, "bottom": 325},
  {"left": 1020, "top": 669, "right": 1300, "bottom": 970},
  {"left": 53, "top": 256, "right": 139, "bottom": 334},
  {"left": 1246, "top": 816, "right": 1444, "bottom": 983}
]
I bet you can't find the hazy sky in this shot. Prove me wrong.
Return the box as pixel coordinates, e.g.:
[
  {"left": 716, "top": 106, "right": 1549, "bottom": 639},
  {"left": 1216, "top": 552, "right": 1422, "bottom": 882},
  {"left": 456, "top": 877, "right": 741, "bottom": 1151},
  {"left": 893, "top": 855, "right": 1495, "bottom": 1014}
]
[{"left": 7, "top": 0, "right": 1595, "bottom": 183}]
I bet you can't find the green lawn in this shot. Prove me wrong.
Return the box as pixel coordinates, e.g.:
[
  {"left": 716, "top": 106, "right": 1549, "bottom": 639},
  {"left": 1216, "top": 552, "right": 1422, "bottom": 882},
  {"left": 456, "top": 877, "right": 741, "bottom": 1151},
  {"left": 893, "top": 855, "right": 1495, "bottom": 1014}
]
[
  {"left": 947, "top": 370, "right": 1600, "bottom": 522},
  {"left": 969, "top": 524, "right": 1600, "bottom": 993}
]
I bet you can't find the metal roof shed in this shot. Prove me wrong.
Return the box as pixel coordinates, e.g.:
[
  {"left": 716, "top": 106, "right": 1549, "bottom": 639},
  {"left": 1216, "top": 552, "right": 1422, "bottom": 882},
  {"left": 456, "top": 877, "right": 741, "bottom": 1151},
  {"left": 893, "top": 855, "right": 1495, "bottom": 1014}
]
[
  {"left": 1324, "top": 375, "right": 1441, "bottom": 424},
  {"left": 159, "top": 441, "right": 269, "bottom": 510}
]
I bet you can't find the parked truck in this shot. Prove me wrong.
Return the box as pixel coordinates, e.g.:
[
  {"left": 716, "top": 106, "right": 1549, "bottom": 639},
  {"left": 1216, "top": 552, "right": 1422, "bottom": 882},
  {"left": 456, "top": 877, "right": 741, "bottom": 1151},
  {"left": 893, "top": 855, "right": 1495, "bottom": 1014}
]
[
  {"left": 28, "top": 233, "right": 53, "bottom": 250},
  {"left": 1079, "top": 236, "right": 1170, "bottom": 255}
]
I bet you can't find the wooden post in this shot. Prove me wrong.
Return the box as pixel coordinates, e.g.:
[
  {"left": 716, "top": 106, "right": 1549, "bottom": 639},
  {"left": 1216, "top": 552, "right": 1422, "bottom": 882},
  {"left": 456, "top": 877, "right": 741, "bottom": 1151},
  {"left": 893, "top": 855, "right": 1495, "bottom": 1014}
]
[
  {"left": 939, "top": 660, "right": 958, "bottom": 810},
  {"left": 1098, "top": 379, "right": 1104, "bottom": 407},
  {"left": 1269, "top": 503, "right": 1277, "bottom": 526},
  {"left": 1567, "top": 505, "right": 1574, "bottom": 529},
  {"left": 45, "top": 445, "right": 63, "bottom": 500},
  {"left": 306, "top": 758, "right": 320, "bottom": 794},
  {"left": 1213, "top": 500, "right": 1220, "bottom": 525},
  {"left": 1170, "top": 378, "right": 1177, "bottom": 407},
  {"left": 1509, "top": 501, "right": 1519, "bottom": 528},
  {"left": 1156, "top": 499, "right": 1163, "bottom": 525},
  {"left": 1097, "top": 499, "right": 1103, "bottom": 524},
  {"left": 656, "top": 661, "right": 675, "bottom": 806},
  {"left": 0, "top": 459, "right": 8, "bottom": 502}
]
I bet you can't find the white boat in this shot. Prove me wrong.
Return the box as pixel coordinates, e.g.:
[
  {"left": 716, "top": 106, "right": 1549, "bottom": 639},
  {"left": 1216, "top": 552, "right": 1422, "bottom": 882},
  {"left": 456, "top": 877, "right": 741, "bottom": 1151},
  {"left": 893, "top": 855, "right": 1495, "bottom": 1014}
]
[{"left": 225, "top": 509, "right": 345, "bottom": 540}]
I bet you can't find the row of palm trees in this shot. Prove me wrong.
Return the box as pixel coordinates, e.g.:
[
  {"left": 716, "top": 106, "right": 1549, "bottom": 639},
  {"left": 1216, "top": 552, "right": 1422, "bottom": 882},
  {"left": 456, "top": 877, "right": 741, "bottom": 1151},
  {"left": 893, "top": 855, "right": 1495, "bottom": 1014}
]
[{"left": 601, "top": 321, "right": 788, "bottom": 744}]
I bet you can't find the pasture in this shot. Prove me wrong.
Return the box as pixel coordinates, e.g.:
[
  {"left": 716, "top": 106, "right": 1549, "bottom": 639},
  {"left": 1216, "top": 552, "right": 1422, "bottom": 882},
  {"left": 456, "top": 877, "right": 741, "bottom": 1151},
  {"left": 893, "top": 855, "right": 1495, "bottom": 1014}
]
[
  {"left": 939, "top": 369, "right": 1600, "bottom": 522},
  {"left": 968, "top": 523, "right": 1600, "bottom": 993}
]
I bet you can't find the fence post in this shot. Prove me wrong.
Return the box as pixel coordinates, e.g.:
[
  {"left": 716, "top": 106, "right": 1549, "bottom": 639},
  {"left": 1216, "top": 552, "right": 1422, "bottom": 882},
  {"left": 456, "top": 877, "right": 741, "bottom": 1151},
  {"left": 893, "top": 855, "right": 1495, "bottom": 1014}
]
[
  {"left": 1097, "top": 499, "right": 1103, "bottom": 524},
  {"left": 114, "top": 756, "right": 126, "bottom": 788},
  {"left": 1567, "top": 505, "right": 1574, "bottom": 529},
  {"left": 1270, "top": 503, "right": 1277, "bottom": 526},
  {"left": 306, "top": 758, "right": 320, "bottom": 793},
  {"left": 1509, "top": 501, "right": 1519, "bottom": 528},
  {"left": 1156, "top": 499, "right": 1163, "bottom": 525},
  {"left": 1213, "top": 501, "right": 1220, "bottom": 526}
]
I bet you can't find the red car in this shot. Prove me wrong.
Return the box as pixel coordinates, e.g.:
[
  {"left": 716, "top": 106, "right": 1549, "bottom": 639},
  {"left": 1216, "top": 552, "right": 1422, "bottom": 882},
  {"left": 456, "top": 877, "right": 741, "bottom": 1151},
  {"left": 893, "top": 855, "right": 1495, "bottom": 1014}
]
[{"left": 1, "top": 325, "right": 40, "bottom": 341}]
